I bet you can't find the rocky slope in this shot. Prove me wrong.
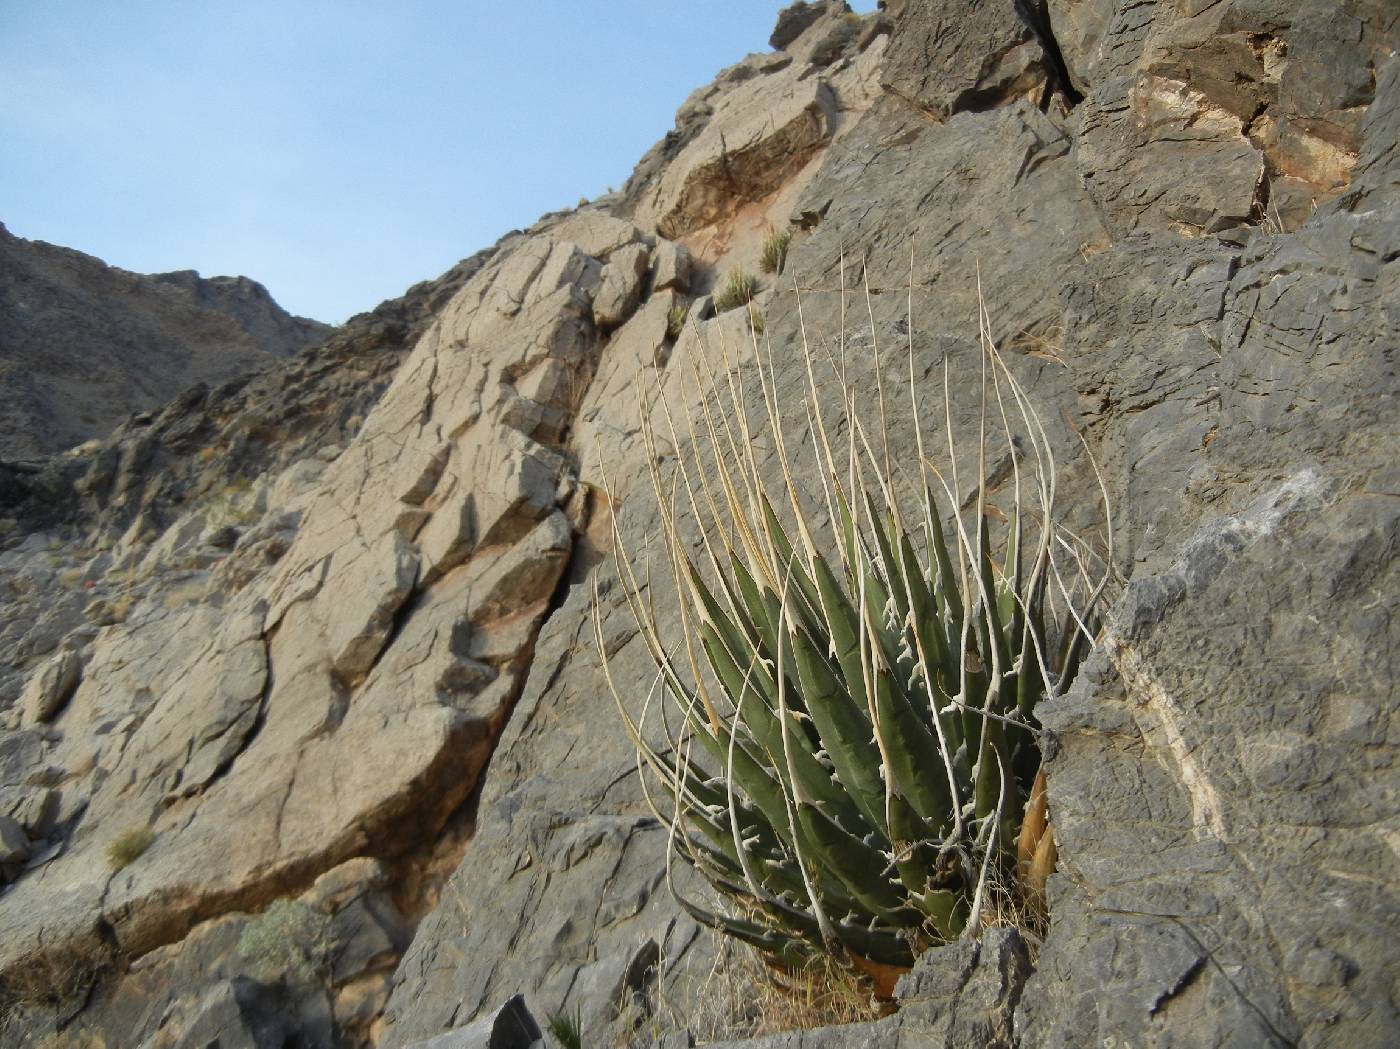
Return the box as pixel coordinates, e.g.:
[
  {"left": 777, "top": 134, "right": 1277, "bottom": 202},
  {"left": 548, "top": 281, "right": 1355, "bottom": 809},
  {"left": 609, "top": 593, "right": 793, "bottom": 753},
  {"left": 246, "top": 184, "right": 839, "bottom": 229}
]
[
  {"left": 1, "top": 2, "right": 1397, "bottom": 1048},
  {"left": 0, "top": 222, "right": 331, "bottom": 459}
]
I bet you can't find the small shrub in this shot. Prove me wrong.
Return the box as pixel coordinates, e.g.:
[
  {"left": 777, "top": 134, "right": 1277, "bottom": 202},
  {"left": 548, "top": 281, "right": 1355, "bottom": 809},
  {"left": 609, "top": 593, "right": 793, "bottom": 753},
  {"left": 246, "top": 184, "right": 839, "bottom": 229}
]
[
  {"left": 667, "top": 303, "right": 690, "bottom": 341},
  {"left": 759, "top": 230, "right": 791, "bottom": 275},
  {"left": 106, "top": 827, "right": 154, "bottom": 870},
  {"left": 545, "top": 1007, "right": 584, "bottom": 1049},
  {"left": 0, "top": 950, "right": 104, "bottom": 1024},
  {"left": 713, "top": 270, "right": 757, "bottom": 313},
  {"left": 235, "top": 899, "right": 330, "bottom": 982}
]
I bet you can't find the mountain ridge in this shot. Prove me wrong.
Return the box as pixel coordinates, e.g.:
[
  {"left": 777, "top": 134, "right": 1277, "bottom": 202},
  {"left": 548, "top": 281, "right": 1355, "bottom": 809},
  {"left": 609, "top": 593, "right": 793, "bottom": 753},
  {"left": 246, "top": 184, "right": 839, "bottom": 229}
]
[{"left": 0, "top": 220, "right": 332, "bottom": 460}]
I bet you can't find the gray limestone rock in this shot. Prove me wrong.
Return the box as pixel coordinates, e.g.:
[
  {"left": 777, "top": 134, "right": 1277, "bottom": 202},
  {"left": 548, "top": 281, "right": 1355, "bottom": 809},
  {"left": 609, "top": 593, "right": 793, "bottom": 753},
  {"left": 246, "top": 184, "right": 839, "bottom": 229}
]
[
  {"left": 1069, "top": 0, "right": 1398, "bottom": 235},
  {"left": 399, "top": 996, "right": 540, "bottom": 1049},
  {"left": 167, "top": 979, "right": 296, "bottom": 1049},
  {"left": 2, "top": 6, "right": 1398, "bottom": 1049},
  {"left": 0, "top": 816, "right": 30, "bottom": 868},
  {"left": 1015, "top": 59, "right": 1400, "bottom": 1049},
  {"left": 879, "top": 0, "right": 1040, "bottom": 118},
  {"left": 662, "top": 930, "right": 1031, "bottom": 1049}
]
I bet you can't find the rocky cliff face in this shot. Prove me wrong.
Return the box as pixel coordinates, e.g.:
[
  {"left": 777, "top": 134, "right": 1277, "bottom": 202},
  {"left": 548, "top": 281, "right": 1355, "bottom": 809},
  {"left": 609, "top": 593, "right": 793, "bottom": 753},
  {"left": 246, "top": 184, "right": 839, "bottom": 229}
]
[
  {"left": 0, "top": 222, "right": 332, "bottom": 460},
  {"left": 1, "top": 2, "right": 1397, "bottom": 1049}
]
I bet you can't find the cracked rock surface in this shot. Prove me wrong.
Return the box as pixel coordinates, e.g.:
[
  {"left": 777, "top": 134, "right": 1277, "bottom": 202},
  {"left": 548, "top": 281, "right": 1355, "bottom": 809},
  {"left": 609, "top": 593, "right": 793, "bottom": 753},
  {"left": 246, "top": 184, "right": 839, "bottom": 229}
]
[{"left": 1, "top": 3, "right": 1397, "bottom": 1049}]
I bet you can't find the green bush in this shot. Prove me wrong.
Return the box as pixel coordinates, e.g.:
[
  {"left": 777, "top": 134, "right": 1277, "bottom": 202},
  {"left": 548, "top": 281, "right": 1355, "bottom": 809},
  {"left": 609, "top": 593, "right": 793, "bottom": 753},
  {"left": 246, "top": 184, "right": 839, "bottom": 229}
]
[
  {"left": 106, "top": 827, "right": 154, "bottom": 871},
  {"left": 600, "top": 292, "right": 1111, "bottom": 984},
  {"left": 546, "top": 1007, "right": 584, "bottom": 1049},
  {"left": 713, "top": 270, "right": 757, "bottom": 313},
  {"left": 760, "top": 230, "right": 791, "bottom": 276},
  {"left": 235, "top": 899, "right": 330, "bottom": 981},
  {"left": 667, "top": 303, "right": 690, "bottom": 341}
]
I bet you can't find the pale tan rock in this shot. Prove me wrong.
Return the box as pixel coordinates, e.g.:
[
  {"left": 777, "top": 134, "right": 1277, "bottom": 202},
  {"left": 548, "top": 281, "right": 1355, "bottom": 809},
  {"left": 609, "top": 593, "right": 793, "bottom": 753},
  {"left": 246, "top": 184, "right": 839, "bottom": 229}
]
[
  {"left": 545, "top": 213, "right": 645, "bottom": 259},
  {"left": 93, "top": 604, "right": 268, "bottom": 808},
  {"left": 268, "top": 457, "right": 328, "bottom": 511},
  {"left": 11, "top": 787, "right": 59, "bottom": 838},
  {"left": 534, "top": 241, "right": 602, "bottom": 305},
  {"left": 395, "top": 445, "right": 451, "bottom": 506},
  {"left": 651, "top": 240, "right": 692, "bottom": 292},
  {"left": 20, "top": 648, "right": 82, "bottom": 726},
  {"left": 592, "top": 243, "right": 652, "bottom": 330},
  {"left": 326, "top": 530, "right": 420, "bottom": 680},
  {"left": 647, "top": 75, "right": 837, "bottom": 239},
  {"left": 572, "top": 291, "right": 675, "bottom": 492},
  {"left": 0, "top": 222, "right": 610, "bottom": 1000},
  {"left": 461, "top": 511, "right": 571, "bottom": 626},
  {"left": 308, "top": 856, "right": 388, "bottom": 912},
  {"left": 335, "top": 971, "right": 396, "bottom": 1031},
  {"left": 482, "top": 237, "right": 552, "bottom": 320}
]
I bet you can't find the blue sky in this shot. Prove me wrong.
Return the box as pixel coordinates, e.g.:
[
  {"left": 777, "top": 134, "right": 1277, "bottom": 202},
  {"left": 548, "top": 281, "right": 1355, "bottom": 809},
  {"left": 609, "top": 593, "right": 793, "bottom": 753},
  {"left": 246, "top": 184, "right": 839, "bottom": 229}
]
[{"left": 1, "top": 2, "right": 877, "bottom": 324}]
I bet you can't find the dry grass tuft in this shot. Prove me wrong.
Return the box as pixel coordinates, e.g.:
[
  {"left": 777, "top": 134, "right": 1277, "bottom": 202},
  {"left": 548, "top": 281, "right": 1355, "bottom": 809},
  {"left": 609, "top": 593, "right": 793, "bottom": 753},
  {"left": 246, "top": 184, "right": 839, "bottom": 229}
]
[
  {"left": 105, "top": 827, "right": 154, "bottom": 871},
  {"left": 667, "top": 302, "right": 689, "bottom": 341},
  {"left": 759, "top": 230, "right": 791, "bottom": 275},
  {"left": 0, "top": 950, "right": 107, "bottom": 1029},
  {"left": 645, "top": 935, "right": 883, "bottom": 1044},
  {"left": 712, "top": 269, "right": 757, "bottom": 313}
]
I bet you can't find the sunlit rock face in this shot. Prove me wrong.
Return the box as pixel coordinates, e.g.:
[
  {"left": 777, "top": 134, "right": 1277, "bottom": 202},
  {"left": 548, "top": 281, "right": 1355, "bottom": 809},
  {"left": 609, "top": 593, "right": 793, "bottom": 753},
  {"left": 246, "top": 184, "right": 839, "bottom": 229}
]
[{"left": 1, "top": 2, "right": 1397, "bottom": 1048}]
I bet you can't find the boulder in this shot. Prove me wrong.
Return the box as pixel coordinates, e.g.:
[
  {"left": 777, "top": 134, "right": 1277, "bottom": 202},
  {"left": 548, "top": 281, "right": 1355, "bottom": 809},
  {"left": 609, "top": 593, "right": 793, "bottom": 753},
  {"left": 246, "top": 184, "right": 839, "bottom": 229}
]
[
  {"left": 769, "top": 2, "right": 828, "bottom": 51},
  {"left": 650, "top": 240, "right": 692, "bottom": 293},
  {"left": 19, "top": 648, "right": 81, "bottom": 725},
  {"left": 592, "top": 243, "right": 652, "bottom": 331}
]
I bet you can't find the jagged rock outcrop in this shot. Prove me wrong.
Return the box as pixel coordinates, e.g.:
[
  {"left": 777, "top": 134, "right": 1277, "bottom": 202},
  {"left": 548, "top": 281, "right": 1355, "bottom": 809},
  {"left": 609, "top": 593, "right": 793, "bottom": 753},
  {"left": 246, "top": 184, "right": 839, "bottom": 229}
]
[
  {"left": 0, "top": 222, "right": 331, "bottom": 459},
  {"left": 0, "top": 246, "right": 499, "bottom": 731},
  {"left": 0, "top": 202, "right": 663, "bottom": 1043},
  {"left": 380, "top": 4, "right": 1399, "bottom": 1049},
  {"left": 1055, "top": 0, "right": 1397, "bottom": 233},
  {"left": 622, "top": 3, "right": 885, "bottom": 262},
  {"left": 1, "top": 2, "right": 1397, "bottom": 1048}
]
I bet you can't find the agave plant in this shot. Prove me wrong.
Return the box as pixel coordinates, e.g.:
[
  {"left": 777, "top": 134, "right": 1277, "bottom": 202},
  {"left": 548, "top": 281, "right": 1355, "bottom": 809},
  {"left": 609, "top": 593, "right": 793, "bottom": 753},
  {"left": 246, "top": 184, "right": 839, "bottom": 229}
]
[{"left": 597, "top": 277, "right": 1111, "bottom": 986}]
